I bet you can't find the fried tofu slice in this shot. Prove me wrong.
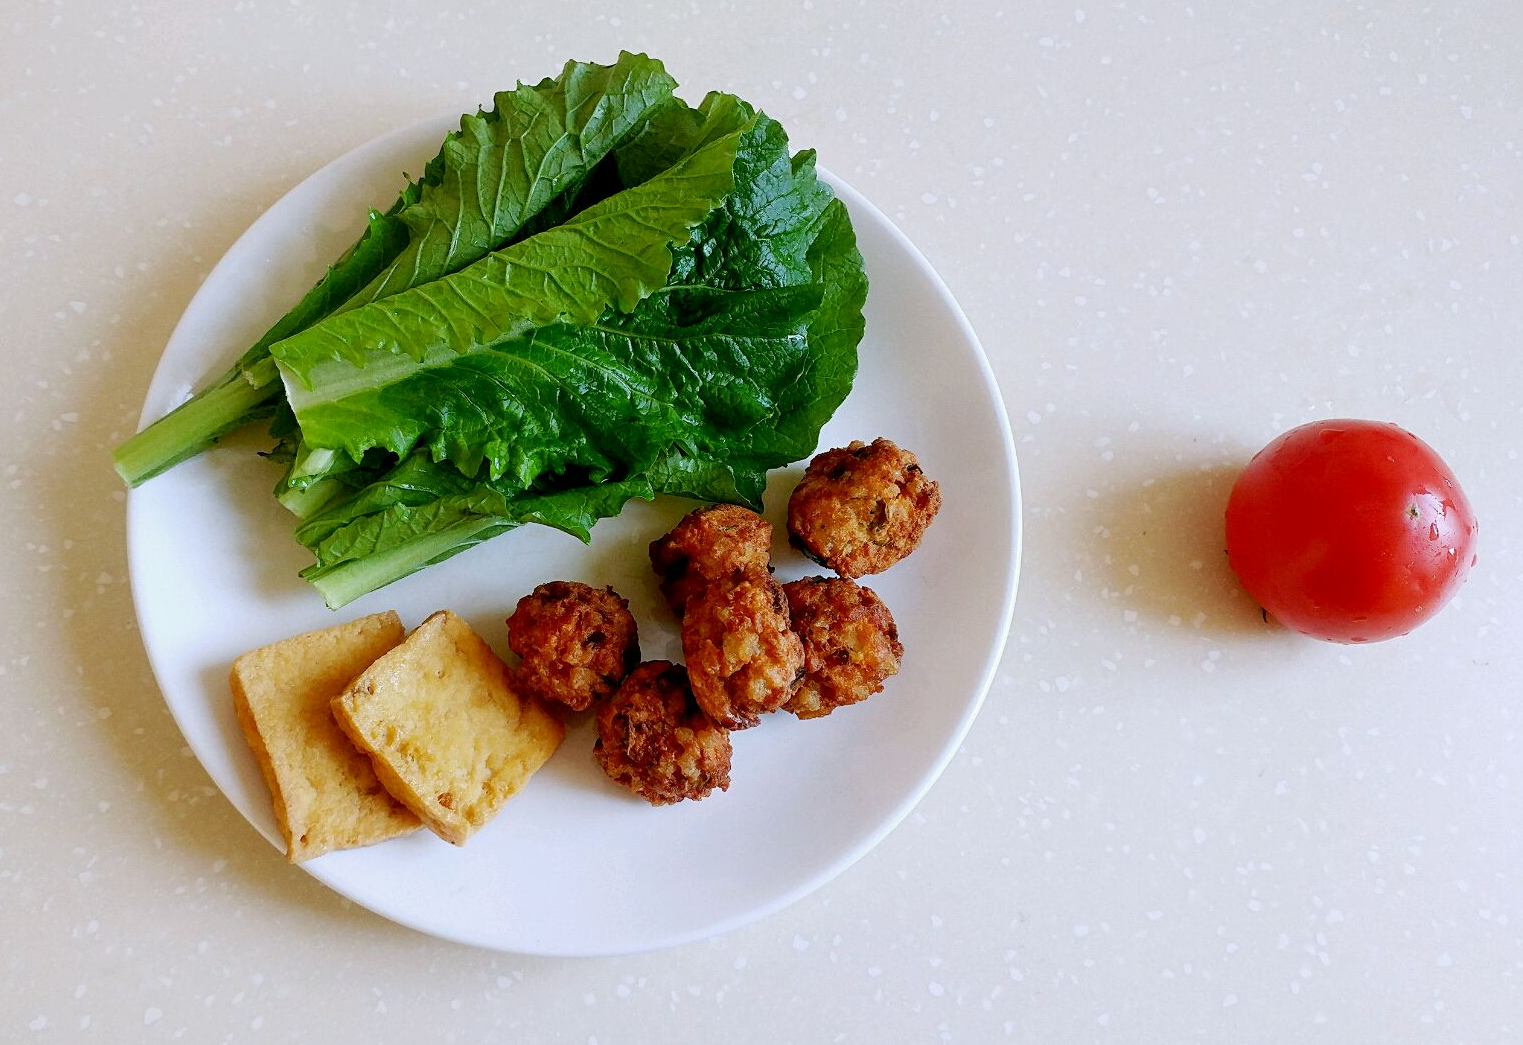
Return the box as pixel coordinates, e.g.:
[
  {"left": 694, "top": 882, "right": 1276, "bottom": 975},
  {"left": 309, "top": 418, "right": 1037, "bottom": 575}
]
[
  {"left": 230, "top": 610, "right": 421, "bottom": 862},
  {"left": 331, "top": 610, "right": 564, "bottom": 846}
]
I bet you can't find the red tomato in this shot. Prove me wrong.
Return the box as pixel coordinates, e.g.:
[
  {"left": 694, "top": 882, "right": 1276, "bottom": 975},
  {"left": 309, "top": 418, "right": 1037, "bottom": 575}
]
[{"left": 1225, "top": 419, "right": 1478, "bottom": 643}]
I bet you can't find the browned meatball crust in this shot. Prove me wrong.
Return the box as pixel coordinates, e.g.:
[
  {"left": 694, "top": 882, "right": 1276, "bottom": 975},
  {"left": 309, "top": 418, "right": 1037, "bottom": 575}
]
[
  {"left": 594, "top": 661, "right": 732, "bottom": 805},
  {"left": 648, "top": 504, "right": 773, "bottom": 616},
  {"left": 506, "top": 581, "right": 639, "bottom": 712},
  {"left": 783, "top": 577, "right": 904, "bottom": 720},
  {"left": 787, "top": 438, "right": 941, "bottom": 578},
  {"left": 681, "top": 576, "right": 804, "bottom": 730}
]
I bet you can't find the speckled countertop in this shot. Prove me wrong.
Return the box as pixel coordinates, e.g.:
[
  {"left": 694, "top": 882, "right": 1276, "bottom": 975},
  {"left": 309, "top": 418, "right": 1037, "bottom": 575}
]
[{"left": 3, "top": 1, "right": 1520, "bottom": 1041}]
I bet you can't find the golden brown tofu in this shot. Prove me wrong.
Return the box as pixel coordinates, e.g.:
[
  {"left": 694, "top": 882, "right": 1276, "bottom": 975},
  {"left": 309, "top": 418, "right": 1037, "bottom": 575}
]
[
  {"left": 331, "top": 610, "right": 564, "bottom": 846},
  {"left": 229, "top": 611, "right": 421, "bottom": 862}
]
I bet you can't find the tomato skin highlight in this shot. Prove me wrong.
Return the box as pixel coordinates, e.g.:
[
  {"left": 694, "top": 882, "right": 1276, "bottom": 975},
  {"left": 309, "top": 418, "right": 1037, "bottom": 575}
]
[{"left": 1224, "top": 420, "right": 1478, "bottom": 643}]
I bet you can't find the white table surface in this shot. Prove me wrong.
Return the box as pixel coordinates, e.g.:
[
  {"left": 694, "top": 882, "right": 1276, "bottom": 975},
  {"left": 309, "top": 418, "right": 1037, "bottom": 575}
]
[{"left": 3, "top": 1, "right": 1519, "bottom": 1041}]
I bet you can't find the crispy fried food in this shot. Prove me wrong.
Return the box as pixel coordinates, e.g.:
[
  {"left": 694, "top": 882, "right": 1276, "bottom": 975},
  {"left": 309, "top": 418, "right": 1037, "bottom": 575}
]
[
  {"left": 331, "top": 610, "right": 564, "bottom": 846},
  {"left": 229, "top": 611, "right": 420, "bottom": 862},
  {"left": 507, "top": 581, "right": 639, "bottom": 712},
  {"left": 783, "top": 577, "right": 903, "bottom": 720},
  {"left": 681, "top": 575, "right": 804, "bottom": 729},
  {"left": 648, "top": 504, "right": 773, "bottom": 615},
  {"left": 594, "top": 661, "right": 732, "bottom": 805},
  {"left": 787, "top": 438, "right": 941, "bottom": 578}
]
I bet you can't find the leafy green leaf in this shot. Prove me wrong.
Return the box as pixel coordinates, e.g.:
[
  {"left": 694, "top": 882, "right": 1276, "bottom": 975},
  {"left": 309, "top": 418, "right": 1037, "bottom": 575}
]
[
  {"left": 270, "top": 118, "right": 751, "bottom": 480},
  {"left": 343, "top": 52, "right": 678, "bottom": 308},
  {"left": 296, "top": 452, "right": 654, "bottom": 608}
]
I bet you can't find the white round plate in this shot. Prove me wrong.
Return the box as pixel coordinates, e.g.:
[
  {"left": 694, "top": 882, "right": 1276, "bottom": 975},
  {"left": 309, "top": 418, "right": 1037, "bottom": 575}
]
[{"left": 127, "top": 113, "right": 1021, "bottom": 956}]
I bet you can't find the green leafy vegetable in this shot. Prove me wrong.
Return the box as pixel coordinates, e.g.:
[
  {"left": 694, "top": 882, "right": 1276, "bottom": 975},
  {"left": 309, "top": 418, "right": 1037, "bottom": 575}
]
[
  {"left": 271, "top": 120, "right": 749, "bottom": 480},
  {"left": 114, "top": 55, "right": 867, "bottom": 608},
  {"left": 114, "top": 52, "right": 678, "bottom": 485},
  {"left": 343, "top": 51, "right": 681, "bottom": 308}
]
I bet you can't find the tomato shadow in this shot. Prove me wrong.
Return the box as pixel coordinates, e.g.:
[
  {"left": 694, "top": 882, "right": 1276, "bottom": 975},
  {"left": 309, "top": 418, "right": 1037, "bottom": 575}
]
[{"left": 1088, "top": 463, "right": 1275, "bottom": 637}]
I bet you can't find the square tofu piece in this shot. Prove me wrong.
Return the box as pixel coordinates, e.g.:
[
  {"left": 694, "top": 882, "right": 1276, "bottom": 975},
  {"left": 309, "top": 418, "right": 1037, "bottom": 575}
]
[
  {"left": 230, "top": 610, "right": 421, "bottom": 862},
  {"left": 331, "top": 610, "right": 564, "bottom": 846}
]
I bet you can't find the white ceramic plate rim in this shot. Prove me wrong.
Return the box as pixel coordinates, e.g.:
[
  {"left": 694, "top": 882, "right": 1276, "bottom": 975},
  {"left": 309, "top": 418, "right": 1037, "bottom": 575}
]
[{"left": 126, "top": 112, "right": 1021, "bottom": 955}]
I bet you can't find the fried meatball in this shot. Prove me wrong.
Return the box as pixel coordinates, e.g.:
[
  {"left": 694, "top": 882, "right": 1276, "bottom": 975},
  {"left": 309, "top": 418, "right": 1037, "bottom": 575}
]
[
  {"left": 594, "top": 661, "right": 732, "bottom": 805},
  {"left": 506, "top": 581, "right": 639, "bottom": 712},
  {"left": 787, "top": 438, "right": 941, "bottom": 578},
  {"left": 648, "top": 504, "right": 773, "bottom": 616},
  {"left": 681, "top": 575, "right": 805, "bottom": 729},
  {"left": 783, "top": 577, "right": 904, "bottom": 720}
]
